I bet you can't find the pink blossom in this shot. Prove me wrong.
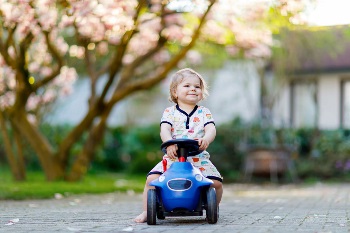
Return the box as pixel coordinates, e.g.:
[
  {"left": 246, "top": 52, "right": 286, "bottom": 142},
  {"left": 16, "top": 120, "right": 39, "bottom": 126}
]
[
  {"left": 202, "top": 19, "right": 227, "bottom": 44},
  {"left": 186, "top": 50, "right": 202, "bottom": 65},
  {"left": 153, "top": 50, "right": 171, "bottom": 64},
  {"left": 107, "top": 34, "right": 121, "bottom": 45},
  {"left": 40, "top": 67, "right": 53, "bottom": 77},
  {"left": 60, "top": 85, "right": 73, "bottom": 96},
  {"left": 27, "top": 114, "right": 37, "bottom": 125},
  {"left": 164, "top": 14, "right": 185, "bottom": 26},
  {"left": 122, "top": 54, "right": 134, "bottom": 65},
  {"left": 59, "top": 66, "right": 78, "bottom": 84},
  {"left": 8, "top": 46, "right": 16, "bottom": 59},
  {"left": 56, "top": 37, "right": 69, "bottom": 55},
  {"left": 42, "top": 89, "right": 56, "bottom": 103},
  {"left": 28, "top": 63, "right": 40, "bottom": 73},
  {"left": 226, "top": 46, "right": 240, "bottom": 57},
  {"left": 162, "top": 25, "right": 184, "bottom": 41},
  {"left": 0, "top": 92, "right": 15, "bottom": 109},
  {"left": 245, "top": 44, "right": 272, "bottom": 59},
  {"left": 7, "top": 75, "right": 16, "bottom": 89},
  {"left": 0, "top": 0, "right": 307, "bottom": 114},
  {"left": 59, "top": 15, "right": 74, "bottom": 28},
  {"left": 27, "top": 96, "right": 41, "bottom": 111},
  {"left": 96, "top": 42, "right": 109, "bottom": 56},
  {"left": 278, "top": 0, "right": 306, "bottom": 15},
  {"left": 69, "top": 45, "right": 85, "bottom": 59}
]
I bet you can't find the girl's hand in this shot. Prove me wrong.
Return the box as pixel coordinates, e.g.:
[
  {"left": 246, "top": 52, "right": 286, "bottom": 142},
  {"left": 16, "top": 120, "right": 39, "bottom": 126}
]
[
  {"left": 195, "top": 138, "right": 209, "bottom": 151},
  {"left": 166, "top": 144, "right": 177, "bottom": 160}
]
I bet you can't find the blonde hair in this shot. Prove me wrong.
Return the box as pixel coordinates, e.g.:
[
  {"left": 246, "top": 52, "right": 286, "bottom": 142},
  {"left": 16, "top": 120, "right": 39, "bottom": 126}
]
[{"left": 169, "top": 68, "right": 209, "bottom": 103}]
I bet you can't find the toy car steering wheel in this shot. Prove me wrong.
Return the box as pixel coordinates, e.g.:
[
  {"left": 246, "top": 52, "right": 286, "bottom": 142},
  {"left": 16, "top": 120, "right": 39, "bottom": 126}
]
[{"left": 161, "top": 139, "right": 203, "bottom": 158}]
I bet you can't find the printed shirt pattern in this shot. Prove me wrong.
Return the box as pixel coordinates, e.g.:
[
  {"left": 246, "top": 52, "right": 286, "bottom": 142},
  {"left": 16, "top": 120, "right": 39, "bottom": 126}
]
[
  {"left": 160, "top": 105, "right": 215, "bottom": 139},
  {"left": 152, "top": 105, "right": 222, "bottom": 181}
]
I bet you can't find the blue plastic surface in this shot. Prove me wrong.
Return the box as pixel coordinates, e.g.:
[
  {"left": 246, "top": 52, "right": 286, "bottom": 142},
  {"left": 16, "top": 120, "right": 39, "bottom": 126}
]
[{"left": 150, "top": 161, "right": 213, "bottom": 211}]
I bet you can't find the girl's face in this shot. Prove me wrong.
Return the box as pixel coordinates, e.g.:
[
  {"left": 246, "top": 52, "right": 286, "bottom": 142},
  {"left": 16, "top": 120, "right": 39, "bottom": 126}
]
[{"left": 174, "top": 75, "right": 203, "bottom": 106}]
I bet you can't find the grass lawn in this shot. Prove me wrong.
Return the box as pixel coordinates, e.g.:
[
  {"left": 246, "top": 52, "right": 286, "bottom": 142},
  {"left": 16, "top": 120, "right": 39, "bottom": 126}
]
[{"left": 0, "top": 167, "right": 145, "bottom": 200}]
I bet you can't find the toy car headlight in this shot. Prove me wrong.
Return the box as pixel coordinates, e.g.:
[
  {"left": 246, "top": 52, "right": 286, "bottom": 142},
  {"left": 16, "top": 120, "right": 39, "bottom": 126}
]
[
  {"left": 195, "top": 174, "right": 203, "bottom": 181},
  {"left": 159, "top": 175, "right": 166, "bottom": 182}
]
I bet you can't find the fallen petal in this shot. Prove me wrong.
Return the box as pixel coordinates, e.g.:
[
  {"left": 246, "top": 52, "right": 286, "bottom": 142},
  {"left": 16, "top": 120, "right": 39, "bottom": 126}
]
[
  {"left": 115, "top": 179, "right": 127, "bottom": 187},
  {"left": 5, "top": 218, "right": 19, "bottom": 225},
  {"left": 126, "top": 190, "right": 135, "bottom": 196},
  {"left": 54, "top": 193, "right": 63, "bottom": 199},
  {"left": 67, "top": 227, "right": 82, "bottom": 232},
  {"left": 122, "top": 226, "right": 133, "bottom": 232}
]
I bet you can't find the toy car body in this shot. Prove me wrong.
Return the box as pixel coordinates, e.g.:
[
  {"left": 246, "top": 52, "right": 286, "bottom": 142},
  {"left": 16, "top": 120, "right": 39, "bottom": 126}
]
[{"left": 147, "top": 139, "right": 218, "bottom": 225}]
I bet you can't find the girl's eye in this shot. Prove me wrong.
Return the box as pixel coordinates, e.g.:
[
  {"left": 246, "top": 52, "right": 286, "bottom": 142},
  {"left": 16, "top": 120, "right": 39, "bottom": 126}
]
[
  {"left": 184, "top": 85, "right": 189, "bottom": 87},
  {"left": 195, "top": 86, "right": 201, "bottom": 89}
]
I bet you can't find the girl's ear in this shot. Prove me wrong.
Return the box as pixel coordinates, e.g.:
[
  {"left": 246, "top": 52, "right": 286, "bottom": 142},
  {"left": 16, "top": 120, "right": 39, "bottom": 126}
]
[{"left": 172, "top": 89, "right": 177, "bottom": 98}]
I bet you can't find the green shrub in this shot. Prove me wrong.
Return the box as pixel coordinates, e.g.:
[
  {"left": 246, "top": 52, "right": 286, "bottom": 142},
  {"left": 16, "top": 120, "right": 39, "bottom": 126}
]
[
  {"left": 92, "top": 126, "right": 127, "bottom": 172},
  {"left": 121, "top": 124, "right": 163, "bottom": 174},
  {"left": 2, "top": 120, "right": 350, "bottom": 182}
]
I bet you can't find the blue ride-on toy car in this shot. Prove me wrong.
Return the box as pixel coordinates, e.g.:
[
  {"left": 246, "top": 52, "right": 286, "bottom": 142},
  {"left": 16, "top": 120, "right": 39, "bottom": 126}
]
[{"left": 147, "top": 139, "right": 218, "bottom": 225}]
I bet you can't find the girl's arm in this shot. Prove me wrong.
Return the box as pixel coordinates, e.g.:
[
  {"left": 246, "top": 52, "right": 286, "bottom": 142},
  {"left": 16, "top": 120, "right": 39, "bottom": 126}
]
[
  {"left": 160, "top": 123, "right": 173, "bottom": 142},
  {"left": 160, "top": 123, "right": 177, "bottom": 159},
  {"left": 197, "top": 123, "right": 216, "bottom": 151}
]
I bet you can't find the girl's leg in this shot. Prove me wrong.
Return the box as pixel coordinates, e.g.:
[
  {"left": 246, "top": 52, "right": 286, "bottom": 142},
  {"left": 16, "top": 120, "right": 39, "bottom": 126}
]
[
  {"left": 134, "top": 174, "right": 160, "bottom": 223},
  {"left": 210, "top": 179, "right": 223, "bottom": 205}
]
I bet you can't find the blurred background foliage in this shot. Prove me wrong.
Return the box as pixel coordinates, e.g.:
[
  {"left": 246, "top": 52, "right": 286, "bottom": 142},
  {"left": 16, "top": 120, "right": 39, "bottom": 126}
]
[{"left": 1, "top": 121, "right": 350, "bottom": 183}]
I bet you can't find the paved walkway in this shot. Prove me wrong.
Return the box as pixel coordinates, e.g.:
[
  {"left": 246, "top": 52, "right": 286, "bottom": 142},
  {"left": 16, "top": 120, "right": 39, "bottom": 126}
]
[{"left": 1, "top": 183, "right": 350, "bottom": 232}]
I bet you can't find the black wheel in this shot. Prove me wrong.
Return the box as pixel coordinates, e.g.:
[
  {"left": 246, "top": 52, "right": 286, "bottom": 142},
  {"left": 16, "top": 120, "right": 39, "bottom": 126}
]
[
  {"left": 147, "top": 189, "right": 157, "bottom": 225},
  {"left": 206, "top": 187, "right": 218, "bottom": 224}
]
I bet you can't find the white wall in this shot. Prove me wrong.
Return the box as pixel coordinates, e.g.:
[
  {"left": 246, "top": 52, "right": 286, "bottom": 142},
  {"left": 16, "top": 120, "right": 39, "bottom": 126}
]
[
  {"left": 272, "top": 74, "right": 343, "bottom": 129},
  {"left": 45, "top": 63, "right": 346, "bottom": 129},
  {"left": 272, "top": 81, "right": 291, "bottom": 127},
  {"left": 205, "top": 61, "right": 260, "bottom": 124},
  {"left": 318, "top": 75, "right": 340, "bottom": 129},
  {"left": 47, "top": 61, "right": 261, "bottom": 126}
]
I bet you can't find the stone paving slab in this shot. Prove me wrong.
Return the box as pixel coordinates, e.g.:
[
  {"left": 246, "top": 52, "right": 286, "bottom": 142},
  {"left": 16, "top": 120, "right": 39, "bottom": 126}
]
[{"left": 1, "top": 183, "right": 350, "bottom": 232}]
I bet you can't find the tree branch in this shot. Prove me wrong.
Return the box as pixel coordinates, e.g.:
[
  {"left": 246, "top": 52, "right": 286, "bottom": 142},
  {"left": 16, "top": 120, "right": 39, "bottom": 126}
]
[
  {"left": 110, "top": 0, "right": 216, "bottom": 104},
  {"left": 117, "top": 3, "right": 169, "bottom": 87},
  {"left": 0, "top": 26, "right": 16, "bottom": 69},
  {"left": 97, "top": 0, "right": 147, "bottom": 103},
  {"left": 34, "top": 31, "right": 65, "bottom": 89}
]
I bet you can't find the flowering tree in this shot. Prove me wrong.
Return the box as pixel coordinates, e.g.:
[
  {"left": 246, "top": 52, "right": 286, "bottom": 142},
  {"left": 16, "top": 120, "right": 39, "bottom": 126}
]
[{"left": 0, "top": 0, "right": 307, "bottom": 181}]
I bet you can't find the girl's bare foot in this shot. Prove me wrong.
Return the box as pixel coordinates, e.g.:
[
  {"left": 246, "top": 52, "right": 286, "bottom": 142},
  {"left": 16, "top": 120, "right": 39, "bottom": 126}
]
[{"left": 134, "top": 211, "right": 147, "bottom": 223}]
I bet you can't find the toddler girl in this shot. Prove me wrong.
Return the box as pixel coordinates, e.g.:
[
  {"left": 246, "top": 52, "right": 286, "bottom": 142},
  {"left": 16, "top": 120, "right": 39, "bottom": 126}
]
[{"left": 134, "top": 68, "right": 223, "bottom": 223}]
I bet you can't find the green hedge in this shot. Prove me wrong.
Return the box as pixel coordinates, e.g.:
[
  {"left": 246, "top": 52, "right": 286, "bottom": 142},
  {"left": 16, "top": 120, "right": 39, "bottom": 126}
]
[{"left": 1, "top": 121, "right": 350, "bottom": 182}]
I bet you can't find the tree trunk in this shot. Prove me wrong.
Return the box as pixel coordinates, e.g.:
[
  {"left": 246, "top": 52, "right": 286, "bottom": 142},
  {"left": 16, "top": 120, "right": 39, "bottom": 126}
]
[
  {"left": 13, "top": 125, "right": 26, "bottom": 180},
  {"left": 67, "top": 111, "right": 109, "bottom": 181},
  {"left": 0, "top": 113, "right": 25, "bottom": 181},
  {"left": 0, "top": 0, "right": 217, "bottom": 182},
  {"left": 10, "top": 109, "right": 64, "bottom": 181}
]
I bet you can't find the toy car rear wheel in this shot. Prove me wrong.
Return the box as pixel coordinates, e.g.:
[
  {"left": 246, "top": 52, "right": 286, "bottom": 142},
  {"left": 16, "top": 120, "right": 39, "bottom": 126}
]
[
  {"left": 147, "top": 189, "right": 157, "bottom": 225},
  {"left": 206, "top": 187, "right": 218, "bottom": 224}
]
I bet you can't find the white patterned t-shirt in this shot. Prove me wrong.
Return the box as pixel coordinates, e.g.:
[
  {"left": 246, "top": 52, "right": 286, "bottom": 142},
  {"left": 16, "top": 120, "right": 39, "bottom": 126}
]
[{"left": 160, "top": 105, "right": 215, "bottom": 139}]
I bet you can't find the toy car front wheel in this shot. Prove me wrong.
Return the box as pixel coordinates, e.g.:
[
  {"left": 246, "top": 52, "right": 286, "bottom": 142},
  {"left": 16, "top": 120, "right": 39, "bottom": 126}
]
[
  {"left": 147, "top": 189, "right": 157, "bottom": 225},
  {"left": 206, "top": 187, "right": 218, "bottom": 224}
]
